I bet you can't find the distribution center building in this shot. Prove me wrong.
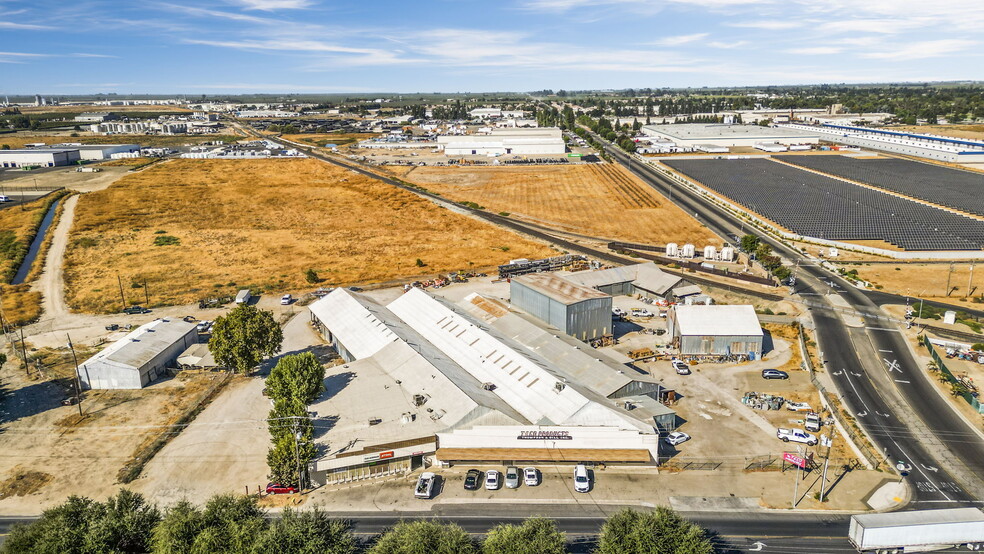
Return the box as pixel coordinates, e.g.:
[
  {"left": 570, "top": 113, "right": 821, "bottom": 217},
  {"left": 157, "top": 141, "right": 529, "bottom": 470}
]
[
  {"left": 0, "top": 149, "right": 81, "bottom": 168},
  {"left": 438, "top": 128, "right": 565, "bottom": 156},
  {"left": 640, "top": 124, "right": 820, "bottom": 149},
  {"left": 510, "top": 273, "right": 612, "bottom": 341},
  {"left": 77, "top": 318, "right": 199, "bottom": 389},
  {"left": 667, "top": 304, "right": 763, "bottom": 359}
]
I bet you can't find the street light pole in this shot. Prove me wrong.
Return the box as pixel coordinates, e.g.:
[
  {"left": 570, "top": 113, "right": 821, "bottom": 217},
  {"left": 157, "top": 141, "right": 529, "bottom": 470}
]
[
  {"left": 67, "top": 333, "right": 83, "bottom": 417},
  {"left": 293, "top": 417, "right": 303, "bottom": 491}
]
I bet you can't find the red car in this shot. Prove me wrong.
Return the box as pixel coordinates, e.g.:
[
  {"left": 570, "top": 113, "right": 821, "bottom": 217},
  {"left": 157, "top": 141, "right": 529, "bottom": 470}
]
[{"left": 265, "top": 483, "right": 298, "bottom": 494}]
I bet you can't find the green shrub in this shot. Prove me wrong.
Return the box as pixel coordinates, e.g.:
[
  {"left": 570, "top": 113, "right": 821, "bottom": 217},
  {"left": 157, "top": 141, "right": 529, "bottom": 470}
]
[{"left": 153, "top": 235, "right": 180, "bottom": 247}]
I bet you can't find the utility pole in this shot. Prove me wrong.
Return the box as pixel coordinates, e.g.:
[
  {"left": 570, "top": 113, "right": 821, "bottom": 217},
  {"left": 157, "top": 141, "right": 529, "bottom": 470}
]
[
  {"left": 945, "top": 263, "right": 954, "bottom": 296},
  {"left": 293, "top": 417, "right": 303, "bottom": 491},
  {"left": 144, "top": 281, "right": 149, "bottom": 306},
  {"left": 968, "top": 264, "right": 975, "bottom": 297},
  {"left": 117, "top": 274, "right": 127, "bottom": 311},
  {"left": 67, "top": 333, "right": 83, "bottom": 417},
  {"left": 819, "top": 432, "right": 834, "bottom": 502},
  {"left": 18, "top": 326, "right": 29, "bottom": 375}
]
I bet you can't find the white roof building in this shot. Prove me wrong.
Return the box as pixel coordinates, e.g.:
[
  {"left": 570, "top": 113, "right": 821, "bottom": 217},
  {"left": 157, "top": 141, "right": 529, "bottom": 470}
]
[
  {"left": 668, "top": 305, "right": 763, "bottom": 359},
  {"left": 78, "top": 319, "right": 199, "bottom": 389},
  {"left": 641, "top": 123, "right": 820, "bottom": 149},
  {"left": 438, "top": 127, "right": 565, "bottom": 156}
]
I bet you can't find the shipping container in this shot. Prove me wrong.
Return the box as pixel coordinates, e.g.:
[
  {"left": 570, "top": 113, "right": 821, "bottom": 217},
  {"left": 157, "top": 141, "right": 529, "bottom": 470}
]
[{"left": 849, "top": 508, "right": 984, "bottom": 552}]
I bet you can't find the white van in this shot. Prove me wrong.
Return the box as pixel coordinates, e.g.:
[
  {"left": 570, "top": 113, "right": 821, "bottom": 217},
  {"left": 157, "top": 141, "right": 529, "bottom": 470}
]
[
  {"left": 235, "top": 289, "right": 251, "bottom": 305},
  {"left": 573, "top": 464, "right": 590, "bottom": 493}
]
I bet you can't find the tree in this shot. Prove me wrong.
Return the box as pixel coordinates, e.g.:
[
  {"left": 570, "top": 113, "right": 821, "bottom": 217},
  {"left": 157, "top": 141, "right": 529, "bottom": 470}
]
[
  {"left": 597, "top": 507, "right": 714, "bottom": 554},
  {"left": 85, "top": 489, "right": 160, "bottom": 553},
  {"left": 369, "top": 520, "right": 476, "bottom": 554},
  {"left": 755, "top": 242, "right": 773, "bottom": 261},
  {"left": 267, "top": 397, "right": 316, "bottom": 487},
  {"left": 1, "top": 496, "right": 97, "bottom": 553},
  {"left": 191, "top": 494, "right": 266, "bottom": 553},
  {"left": 483, "top": 517, "right": 565, "bottom": 554},
  {"left": 740, "top": 234, "right": 759, "bottom": 253},
  {"left": 252, "top": 508, "right": 356, "bottom": 554},
  {"left": 209, "top": 304, "right": 283, "bottom": 374},
  {"left": 305, "top": 268, "right": 321, "bottom": 283},
  {"left": 266, "top": 352, "right": 326, "bottom": 404},
  {"left": 151, "top": 501, "right": 203, "bottom": 554},
  {"left": 773, "top": 266, "right": 792, "bottom": 282}
]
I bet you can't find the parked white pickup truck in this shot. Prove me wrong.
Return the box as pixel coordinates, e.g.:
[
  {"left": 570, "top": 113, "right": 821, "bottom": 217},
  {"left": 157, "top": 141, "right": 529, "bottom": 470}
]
[{"left": 777, "top": 428, "right": 817, "bottom": 446}]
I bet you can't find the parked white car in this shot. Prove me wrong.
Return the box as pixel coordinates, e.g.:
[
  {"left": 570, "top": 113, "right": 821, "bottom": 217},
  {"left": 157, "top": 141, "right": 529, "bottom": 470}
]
[
  {"left": 280, "top": 294, "right": 293, "bottom": 305},
  {"left": 664, "top": 431, "right": 691, "bottom": 446},
  {"left": 630, "top": 308, "right": 654, "bottom": 318},
  {"left": 523, "top": 467, "right": 539, "bottom": 486},
  {"left": 485, "top": 470, "right": 501, "bottom": 490},
  {"left": 672, "top": 360, "right": 691, "bottom": 375},
  {"left": 573, "top": 464, "right": 590, "bottom": 493}
]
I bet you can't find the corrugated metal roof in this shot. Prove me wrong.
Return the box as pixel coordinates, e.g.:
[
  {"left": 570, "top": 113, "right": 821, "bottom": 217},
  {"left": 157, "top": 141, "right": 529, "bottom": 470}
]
[
  {"left": 82, "top": 318, "right": 197, "bottom": 371},
  {"left": 309, "top": 289, "right": 399, "bottom": 359},
  {"left": 512, "top": 273, "right": 609, "bottom": 305},
  {"left": 560, "top": 263, "right": 682, "bottom": 296},
  {"left": 672, "top": 284, "right": 703, "bottom": 297},
  {"left": 674, "top": 305, "right": 763, "bottom": 337}
]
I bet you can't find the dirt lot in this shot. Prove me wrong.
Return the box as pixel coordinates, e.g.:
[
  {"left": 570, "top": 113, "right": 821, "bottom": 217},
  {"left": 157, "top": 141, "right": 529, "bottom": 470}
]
[
  {"left": 0, "top": 346, "right": 222, "bottom": 513},
  {"left": 63, "top": 158, "right": 555, "bottom": 313},
  {"left": 393, "top": 164, "right": 720, "bottom": 246}
]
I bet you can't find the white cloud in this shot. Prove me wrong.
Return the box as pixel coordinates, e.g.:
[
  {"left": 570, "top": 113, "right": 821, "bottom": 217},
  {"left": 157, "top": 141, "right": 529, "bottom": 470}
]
[
  {"left": 787, "top": 46, "right": 842, "bottom": 55},
  {"left": 224, "top": 0, "right": 313, "bottom": 10},
  {"left": 861, "top": 39, "right": 978, "bottom": 60},
  {"left": 708, "top": 40, "right": 748, "bottom": 48},
  {"left": 648, "top": 33, "right": 709, "bottom": 46},
  {"left": 0, "top": 21, "right": 52, "bottom": 30},
  {"left": 729, "top": 20, "right": 800, "bottom": 30}
]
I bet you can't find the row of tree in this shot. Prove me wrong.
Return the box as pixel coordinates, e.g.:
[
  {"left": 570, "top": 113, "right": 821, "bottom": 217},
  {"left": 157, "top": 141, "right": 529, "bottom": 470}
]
[
  {"left": 265, "top": 352, "right": 326, "bottom": 487},
  {"left": 740, "top": 235, "right": 791, "bottom": 282},
  {"left": 2, "top": 490, "right": 714, "bottom": 553}
]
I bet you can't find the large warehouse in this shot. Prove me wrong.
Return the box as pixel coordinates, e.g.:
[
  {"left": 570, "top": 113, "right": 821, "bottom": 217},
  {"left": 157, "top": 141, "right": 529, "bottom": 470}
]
[
  {"left": 510, "top": 273, "right": 612, "bottom": 341},
  {"left": 781, "top": 123, "right": 984, "bottom": 164},
  {"left": 640, "top": 123, "right": 820, "bottom": 149},
  {"left": 438, "top": 127, "right": 565, "bottom": 156},
  {"left": 0, "top": 148, "right": 81, "bottom": 168},
  {"left": 668, "top": 305, "right": 763, "bottom": 360},
  {"left": 305, "top": 288, "right": 676, "bottom": 484},
  {"left": 77, "top": 319, "right": 199, "bottom": 389}
]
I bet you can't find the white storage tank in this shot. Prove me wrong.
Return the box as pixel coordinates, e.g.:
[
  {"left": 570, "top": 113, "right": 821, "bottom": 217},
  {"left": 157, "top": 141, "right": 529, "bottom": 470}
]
[
  {"left": 666, "top": 243, "right": 678, "bottom": 257},
  {"left": 681, "top": 244, "right": 696, "bottom": 258},
  {"left": 703, "top": 245, "right": 716, "bottom": 260},
  {"left": 720, "top": 246, "right": 735, "bottom": 262}
]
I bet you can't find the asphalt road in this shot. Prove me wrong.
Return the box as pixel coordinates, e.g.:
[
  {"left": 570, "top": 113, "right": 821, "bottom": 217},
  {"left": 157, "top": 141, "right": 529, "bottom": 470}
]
[
  {"left": 598, "top": 140, "right": 984, "bottom": 505},
  {"left": 1, "top": 511, "right": 855, "bottom": 553}
]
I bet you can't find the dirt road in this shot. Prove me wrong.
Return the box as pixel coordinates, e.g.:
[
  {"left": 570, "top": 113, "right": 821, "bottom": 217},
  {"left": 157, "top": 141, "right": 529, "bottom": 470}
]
[{"left": 32, "top": 194, "right": 77, "bottom": 322}]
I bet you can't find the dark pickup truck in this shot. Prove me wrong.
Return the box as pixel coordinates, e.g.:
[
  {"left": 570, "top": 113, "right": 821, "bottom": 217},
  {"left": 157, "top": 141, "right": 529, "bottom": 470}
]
[{"left": 122, "top": 306, "right": 150, "bottom": 315}]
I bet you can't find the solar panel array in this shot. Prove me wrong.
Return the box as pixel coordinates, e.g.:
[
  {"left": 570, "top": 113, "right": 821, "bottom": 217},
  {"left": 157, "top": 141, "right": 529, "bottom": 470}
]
[
  {"left": 663, "top": 158, "right": 984, "bottom": 251},
  {"left": 776, "top": 155, "right": 984, "bottom": 217}
]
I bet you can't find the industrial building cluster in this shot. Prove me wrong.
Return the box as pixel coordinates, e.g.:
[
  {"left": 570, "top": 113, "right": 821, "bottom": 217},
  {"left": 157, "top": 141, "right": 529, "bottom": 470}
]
[{"left": 0, "top": 143, "right": 141, "bottom": 168}]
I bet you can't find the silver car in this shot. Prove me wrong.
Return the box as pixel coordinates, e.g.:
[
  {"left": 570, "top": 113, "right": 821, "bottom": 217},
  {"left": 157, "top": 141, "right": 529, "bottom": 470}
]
[{"left": 504, "top": 466, "right": 521, "bottom": 489}]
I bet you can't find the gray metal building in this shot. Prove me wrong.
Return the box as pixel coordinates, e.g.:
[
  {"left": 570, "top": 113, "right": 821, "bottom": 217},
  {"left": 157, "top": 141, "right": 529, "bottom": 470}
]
[
  {"left": 668, "top": 305, "right": 763, "bottom": 359},
  {"left": 510, "top": 273, "right": 612, "bottom": 341},
  {"left": 77, "top": 318, "right": 199, "bottom": 389},
  {"left": 559, "top": 263, "right": 691, "bottom": 300}
]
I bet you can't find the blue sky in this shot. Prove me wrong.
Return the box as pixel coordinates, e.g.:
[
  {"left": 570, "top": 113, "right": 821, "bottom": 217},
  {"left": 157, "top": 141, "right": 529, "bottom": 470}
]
[{"left": 2, "top": 0, "right": 983, "bottom": 94}]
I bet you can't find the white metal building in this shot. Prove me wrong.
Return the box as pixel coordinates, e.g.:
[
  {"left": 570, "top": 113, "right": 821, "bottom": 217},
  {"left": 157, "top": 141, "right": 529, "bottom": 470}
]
[
  {"left": 0, "top": 149, "right": 81, "bottom": 168},
  {"left": 43, "top": 144, "right": 141, "bottom": 161},
  {"left": 640, "top": 124, "right": 820, "bottom": 149},
  {"left": 77, "top": 319, "right": 199, "bottom": 389},
  {"left": 305, "top": 287, "right": 676, "bottom": 484},
  {"left": 438, "top": 128, "right": 565, "bottom": 156},
  {"left": 668, "top": 305, "right": 763, "bottom": 360},
  {"left": 780, "top": 123, "right": 984, "bottom": 164}
]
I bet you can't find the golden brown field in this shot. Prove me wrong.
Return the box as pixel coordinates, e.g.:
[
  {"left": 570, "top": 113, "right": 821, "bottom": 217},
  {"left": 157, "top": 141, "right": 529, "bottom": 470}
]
[
  {"left": 0, "top": 193, "right": 68, "bottom": 324},
  {"left": 889, "top": 125, "right": 984, "bottom": 141},
  {"left": 847, "top": 262, "right": 984, "bottom": 299},
  {"left": 281, "top": 133, "right": 376, "bottom": 147},
  {"left": 396, "top": 164, "right": 720, "bottom": 245},
  {"left": 64, "top": 158, "right": 555, "bottom": 312}
]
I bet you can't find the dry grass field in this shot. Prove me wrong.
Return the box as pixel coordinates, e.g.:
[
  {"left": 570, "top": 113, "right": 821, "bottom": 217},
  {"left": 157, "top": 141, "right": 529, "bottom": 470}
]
[
  {"left": 18, "top": 105, "right": 192, "bottom": 114},
  {"left": 0, "top": 134, "right": 243, "bottom": 149},
  {"left": 396, "top": 164, "right": 720, "bottom": 246},
  {"left": 281, "top": 133, "right": 376, "bottom": 148},
  {"left": 845, "top": 262, "right": 984, "bottom": 300},
  {"left": 889, "top": 125, "right": 984, "bottom": 141},
  {"left": 64, "top": 158, "right": 555, "bottom": 312}
]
